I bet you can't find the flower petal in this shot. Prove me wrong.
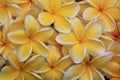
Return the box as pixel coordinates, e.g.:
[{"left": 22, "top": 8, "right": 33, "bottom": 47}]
[
  {"left": 90, "top": 67, "right": 105, "bottom": 80},
  {"left": 25, "top": 15, "right": 40, "bottom": 35},
  {"left": 111, "top": 78, "right": 120, "bottom": 80},
  {"left": 100, "top": 13, "right": 116, "bottom": 32},
  {"left": 31, "top": 41, "right": 49, "bottom": 57},
  {"left": 47, "top": 45, "right": 60, "bottom": 65},
  {"left": 8, "top": 51, "right": 22, "bottom": 69},
  {"left": 23, "top": 72, "right": 42, "bottom": 80},
  {"left": 102, "top": 0, "right": 117, "bottom": 8},
  {"left": 70, "top": 17, "right": 84, "bottom": 38},
  {"left": 54, "top": 15, "right": 71, "bottom": 33},
  {"left": 9, "top": 4, "right": 22, "bottom": 17},
  {"left": 85, "top": 0, "right": 101, "bottom": 8},
  {"left": 103, "top": 61, "right": 120, "bottom": 77},
  {"left": 55, "top": 56, "right": 73, "bottom": 72},
  {"left": 83, "top": 20, "right": 102, "bottom": 39},
  {"left": 56, "top": 32, "right": 78, "bottom": 45},
  {"left": 70, "top": 44, "right": 86, "bottom": 63},
  {"left": 63, "top": 64, "right": 85, "bottom": 80},
  {"left": 0, "top": 56, "right": 5, "bottom": 68},
  {"left": 0, "top": 9, "right": 9, "bottom": 22},
  {"left": 35, "top": 60, "right": 50, "bottom": 73},
  {"left": 33, "top": 27, "right": 54, "bottom": 42},
  {"left": 38, "top": 12, "right": 54, "bottom": 26},
  {"left": 18, "top": 42, "right": 32, "bottom": 62},
  {"left": 58, "top": 2, "right": 80, "bottom": 18},
  {"left": 80, "top": 68, "right": 93, "bottom": 80},
  {"left": 0, "top": 66, "right": 19, "bottom": 80},
  {"left": 91, "top": 52, "right": 114, "bottom": 69},
  {"left": 83, "top": 7, "right": 100, "bottom": 21},
  {"left": 84, "top": 38, "right": 105, "bottom": 56},
  {"left": 106, "top": 7, "right": 120, "bottom": 20},
  {"left": 24, "top": 55, "right": 44, "bottom": 71},
  {"left": 8, "top": 30, "right": 27, "bottom": 44}
]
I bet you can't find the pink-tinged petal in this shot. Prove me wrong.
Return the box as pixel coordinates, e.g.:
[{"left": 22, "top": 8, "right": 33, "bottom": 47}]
[
  {"left": 0, "top": 66, "right": 19, "bottom": 80},
  {"left": 8, "top": 51, "right": 22, "bottom": 69},
  {"left": 54, "top": 15, "right": 71, "bottom": 33},
  {"left": 25, "top": 15, "right": 40, "bottom": 35},
  {"left": 33, "top": 27, "right": 54, "bottom": 42},
  {"left": 90, "top": 67, "right": 105, "bottom": 80},
  {"left": 9, "top": 4, "right": 22, "bottom": 17},
  {"left": 56, "top": 32, "right": 78, "bottom": 45},
  {"left": 70, "top": 17, "right": 84, "bottom": 38},
  {"left": 31, "top": 41, "right": 49, "bottom": 57},
  {"left": 83, "top": 7, "right": 100, "bottom": 20},
  {"left": 23, "top": 55, "right": 44, "bottom": 71},
  {"left": 47, "top": 45, "right": 60, "bottom": 65},
  {"left": 55, "top": 56, "right": 73, "bottom": 72},
  {"left": 106, "top": 7, "right": 120, "bottom": 20},
  {"left": 38, "top": 12, "right": 54, "bottom": 26},
  {"left": 18, "top": 42, "right": 32, "bottom": 62},
  {"left": 83, "top": 20, "right": 103, "bottom": 39},
  {"left": 70, "top": 44, "right": 86, "bottom": 63},
  {"left": 8, "top": 30, "right": 27, "bottom": 44},
  {"left": 91, "top": 52, "right": 114, "bottom": 69},
  {"left": 58, "top": 2, "right": 80, "bottom": 18},
  {"left": 80, "top": 68, "right": 93, "bottom": 80},
  {"left": 63, "top": 64, "right": 85, "bottom": 80},
  {"left": 100, "top": 13, "right": 116, "bottom": 32},
  {"left": 84, "top": 38, "right": 105, "bottom": 56},
  {"left": 102, "top": 62, "right": 120, "bottom": 77}
]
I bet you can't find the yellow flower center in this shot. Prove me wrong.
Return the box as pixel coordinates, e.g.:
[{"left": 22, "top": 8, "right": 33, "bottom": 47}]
[{"left": 1, "top": 3, "right": 8, "bottom": 9}]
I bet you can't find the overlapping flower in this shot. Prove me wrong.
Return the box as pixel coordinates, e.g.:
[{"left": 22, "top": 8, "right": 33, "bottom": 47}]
[{"left": 0, "top": 0, "right": 120, "bottom": 80}]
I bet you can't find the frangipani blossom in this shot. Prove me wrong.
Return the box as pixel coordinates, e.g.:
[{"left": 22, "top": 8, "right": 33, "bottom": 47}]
[
  {"left": 83, "top": 0, "right": 120, "bottom": 31},
  {"left": 0, "top": 0, "right": 21, "bottom": 24},
  {"left": 56, "top": 18, "right": 105, "bottom": 63},
  {"left": 0, "top": 51, "right": 44, "bottom": 80},
  {"left": 37, "top": 0, "right": 80, "bottom": 33},
  {"left": 35, "top": 45, "right": 73, "bottom": 80},
  {"left": 8, "top": 15, "right": 54, "bottom": 62},
  {"left": 0, "top": 21, "right": 16, "bottom": 59},
  {"left": 63, "top": 52, "right": 113, "bottom": 80}
]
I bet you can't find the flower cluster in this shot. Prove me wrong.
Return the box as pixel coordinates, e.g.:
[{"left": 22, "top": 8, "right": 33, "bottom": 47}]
[{"left": 0, "top": 0, "right": 120, "bottom": 80}]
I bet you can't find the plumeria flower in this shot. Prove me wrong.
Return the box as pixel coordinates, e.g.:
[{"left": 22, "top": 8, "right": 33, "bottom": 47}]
[
  {"left": 0, "top": 51, "right": 44, "bottom": 80},
  {"left": 56, "top": 18, "right": 105, "bottom": 63},
  {"left": 37, "top": 0, "right": 80, "bottom": 33},
  {"left": 63, "top": 52, "right": 113, "bottom": 80},
  {"left": 8, "top": 15, "right": 54, "bottom": 62},
  {"left": 0, "top": 0, "right": 21, "bottom": 24},
  {"left": 83, "top": 0, "right": 120, "bottom": 31},
  {"left": 13, "top": 0, "right": 42, "bottom": 16},
  {"left": 0, "top": 21, "right": 16, "bottom": 59},
  {"left": 35, "top": 45, "right": 73, "bottom": 80}
]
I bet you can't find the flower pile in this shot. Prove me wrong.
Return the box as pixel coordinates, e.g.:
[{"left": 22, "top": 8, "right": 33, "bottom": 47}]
[{"left": 0, "top": 0, "right": 120, "bottom": 80}]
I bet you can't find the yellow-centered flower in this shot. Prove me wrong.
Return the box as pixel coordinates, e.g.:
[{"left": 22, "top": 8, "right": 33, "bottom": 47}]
[
  {"left": 0, "top": 0, "right": 21, "bottom": 24},
  {"left": 83, "top": 0, "right": 120, "bottom": 31},
  {"left": 0, "top": 51, "right": 44, "bottom": 80},
  {"left": 8, "top": 15, "right": 54, "bottom": 62},
  {"left": 35, "top": 45, "right": 73, "bottom": 80},
  {"left": 37, "top": 0, "right": 80, "bottom": 33},
  {"left": 56, "top": 18, "right": 105, "bottom": 63},
  {"left": 63, "top": 52, "right": 113, "bottom": 80}
]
